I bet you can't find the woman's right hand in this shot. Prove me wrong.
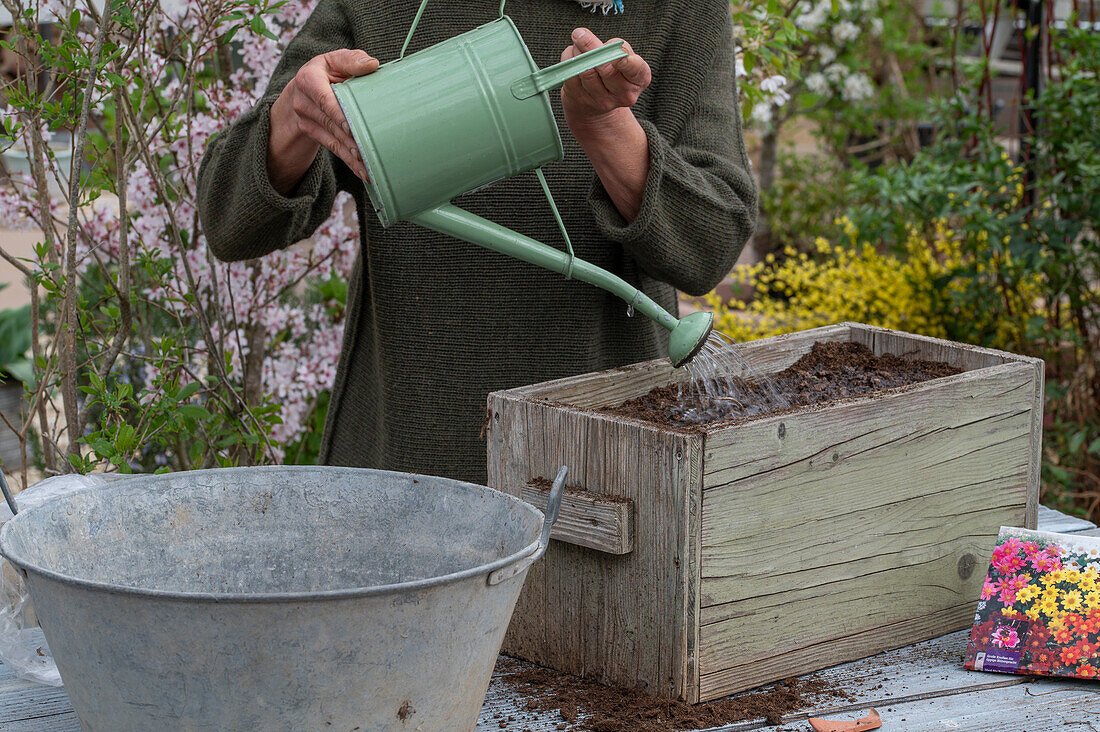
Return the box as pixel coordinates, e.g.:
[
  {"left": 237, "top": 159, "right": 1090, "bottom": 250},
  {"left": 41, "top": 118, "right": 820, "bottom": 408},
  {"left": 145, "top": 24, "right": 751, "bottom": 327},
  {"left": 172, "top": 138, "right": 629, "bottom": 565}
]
[{"left": 267, "top": 49, "right": 380, "bottom": 195}]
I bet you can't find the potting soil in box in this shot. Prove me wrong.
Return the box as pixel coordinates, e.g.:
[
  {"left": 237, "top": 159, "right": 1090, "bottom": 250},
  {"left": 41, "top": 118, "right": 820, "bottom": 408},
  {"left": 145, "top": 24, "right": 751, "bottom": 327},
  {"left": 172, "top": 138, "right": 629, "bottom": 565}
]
[
  {"left": 486, "top": 323, "right": 1043, "bottom": 702},
  {"left": 605, "top": 341, "right": 962, "bottom": 427}
]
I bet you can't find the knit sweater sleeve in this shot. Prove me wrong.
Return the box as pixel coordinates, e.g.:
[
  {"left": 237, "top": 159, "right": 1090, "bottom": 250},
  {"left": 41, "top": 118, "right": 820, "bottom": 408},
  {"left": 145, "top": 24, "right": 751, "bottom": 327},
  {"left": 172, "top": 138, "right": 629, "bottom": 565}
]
[
  {"left": 197, "top": 0, "right": 353, "bottom": 263},
  {"left": 586, "top": 2, "right": 757, "bottom": 296}
]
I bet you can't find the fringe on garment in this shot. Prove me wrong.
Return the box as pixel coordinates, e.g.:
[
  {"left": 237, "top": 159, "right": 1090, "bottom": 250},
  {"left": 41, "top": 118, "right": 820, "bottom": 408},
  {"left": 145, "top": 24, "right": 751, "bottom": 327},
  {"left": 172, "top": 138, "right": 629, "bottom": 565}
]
[{"left": 576, "top": 0, "right": 625, "bottom": 14}]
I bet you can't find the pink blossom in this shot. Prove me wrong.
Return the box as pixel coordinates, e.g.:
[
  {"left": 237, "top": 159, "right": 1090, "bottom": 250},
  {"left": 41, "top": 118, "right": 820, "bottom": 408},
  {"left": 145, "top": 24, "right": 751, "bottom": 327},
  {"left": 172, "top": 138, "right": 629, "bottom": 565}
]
[
  {"left": 1021, "top": 541, "right": 1041, "bottom": 558},
  {"left": 992, "top": 626, "right": 1020, "bottom": 649},
  {"left": 997, "top": 574, "right": 1030, "bottom": 605},
  {"left": 991, "top": 546, "right": 1025, "bottom": 574},
  {"left": 1030, "top": 547, "right": 1062, "bottom": 573}
]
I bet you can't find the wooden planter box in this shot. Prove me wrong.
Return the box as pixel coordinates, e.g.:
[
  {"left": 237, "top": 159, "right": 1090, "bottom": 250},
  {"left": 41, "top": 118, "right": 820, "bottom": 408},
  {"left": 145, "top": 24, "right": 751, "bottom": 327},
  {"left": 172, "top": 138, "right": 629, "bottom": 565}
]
[{"left": 486, "top": 323, "right": 1043, "bottom": 702}]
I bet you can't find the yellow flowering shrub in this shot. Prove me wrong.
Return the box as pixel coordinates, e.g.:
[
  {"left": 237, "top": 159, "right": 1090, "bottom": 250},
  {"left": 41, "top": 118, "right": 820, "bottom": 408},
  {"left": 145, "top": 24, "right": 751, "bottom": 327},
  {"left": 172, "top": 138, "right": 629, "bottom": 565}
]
[{"left": 704, "top": 216, "right": 1044, "bottom": 350}]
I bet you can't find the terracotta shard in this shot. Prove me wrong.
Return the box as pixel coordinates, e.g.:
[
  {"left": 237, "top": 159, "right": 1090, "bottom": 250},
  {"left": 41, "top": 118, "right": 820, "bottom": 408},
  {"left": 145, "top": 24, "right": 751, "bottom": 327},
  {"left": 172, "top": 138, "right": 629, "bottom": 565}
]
[{"left": 808, "top": 708, "right": 882, "bottom": 732}]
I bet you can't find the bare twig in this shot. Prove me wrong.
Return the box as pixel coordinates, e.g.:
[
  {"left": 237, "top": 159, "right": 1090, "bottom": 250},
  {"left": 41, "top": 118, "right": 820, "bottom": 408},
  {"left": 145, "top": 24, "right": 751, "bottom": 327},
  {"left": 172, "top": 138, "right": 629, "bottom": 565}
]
[
  {"left": 94, "top": 84, "right": 132, "bottom": 382},
  {"left": 60, "top": 4, "right": 114, "bottom": 458}
]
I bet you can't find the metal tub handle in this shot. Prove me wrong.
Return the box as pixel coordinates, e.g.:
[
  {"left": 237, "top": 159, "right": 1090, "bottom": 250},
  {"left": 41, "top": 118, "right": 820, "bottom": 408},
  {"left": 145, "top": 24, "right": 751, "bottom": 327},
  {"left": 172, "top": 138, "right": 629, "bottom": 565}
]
[{"left": 487, "top": 465, "right": 566, "bottom": 586}]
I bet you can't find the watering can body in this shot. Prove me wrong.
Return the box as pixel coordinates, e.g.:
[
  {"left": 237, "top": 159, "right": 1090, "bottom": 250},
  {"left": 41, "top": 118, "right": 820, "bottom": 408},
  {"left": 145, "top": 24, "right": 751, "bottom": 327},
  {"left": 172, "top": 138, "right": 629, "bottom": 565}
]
[{"left": 334, "top": 17, "right": 586, "bottom": 226}]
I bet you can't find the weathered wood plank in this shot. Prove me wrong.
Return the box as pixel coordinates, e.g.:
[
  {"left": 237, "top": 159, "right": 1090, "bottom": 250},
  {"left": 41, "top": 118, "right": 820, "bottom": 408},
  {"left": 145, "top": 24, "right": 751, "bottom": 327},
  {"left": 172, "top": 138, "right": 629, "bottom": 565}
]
[
  {"left": 681, "top": 434, "right": 704, "bottom": 702},
  {"left": 487, "top": 393, "right": 701, "bottom": 697},
  {"left": 0, "top": 677, "right": 74, "bottom": 725},
  {"left": 521, "top": 481, "right": 634, "bottom": 555},
  {"left": 785, "top": 630, "right": 1014, "bottom": 708},
  {"left": 701, "top": 362, "right": 1034, "bottom": 488},
  {"left": 845, "top": 324, "right": 1045, "bottom": 530},
  {"left": 700, "top": 595, "right": 977, "bottom": 691},
  {"left": 1036, "top": 504, "right": 1097, "bottom": 534},
  {"left": 695, "top": 361, "right": 1036, "bottom": 694},
  {"left": 724, "top": 323, "right": 853, "bottom": 376},
  {"left": 478, "top": 629, "right": 1091, "bottom": 731},
  {"left": 846, "top": 324, "right": 1045, "bottom": 530},
  {"left": 503, "top": 357, "right": 678, "bottom": 408},
  {"left": 760, "top": 679, "right": 1100, "bottom": 732},
  {"left": 700, "top": 366, "right": 1034, "bottom": 555},
  {"left": 0, "top": 712, "right": 81, "bottom": 731},
  {"left": 846, "top": 322, "right": 1015, "bottom": 371}
]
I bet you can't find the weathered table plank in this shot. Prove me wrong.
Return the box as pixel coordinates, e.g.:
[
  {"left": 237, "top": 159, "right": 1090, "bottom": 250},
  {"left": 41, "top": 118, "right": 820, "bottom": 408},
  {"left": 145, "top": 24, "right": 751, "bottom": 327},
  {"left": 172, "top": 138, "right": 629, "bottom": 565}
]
[
  {"left": 807, "top": 681, "right": 1100, "bottom": 732},
  {"left": 1036, "top": 504, "right": 1097, "bottom": 534}
]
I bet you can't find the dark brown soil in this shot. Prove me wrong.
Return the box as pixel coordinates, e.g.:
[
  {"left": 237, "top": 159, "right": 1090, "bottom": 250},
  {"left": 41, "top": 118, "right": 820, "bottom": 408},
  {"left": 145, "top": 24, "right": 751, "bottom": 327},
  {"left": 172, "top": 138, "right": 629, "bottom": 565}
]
[
  {"left": 493, "top": 657, "right": 848, "bottom": 731},
  {"left": 605, "top": 341, "right": 961, "bottom": 428}
]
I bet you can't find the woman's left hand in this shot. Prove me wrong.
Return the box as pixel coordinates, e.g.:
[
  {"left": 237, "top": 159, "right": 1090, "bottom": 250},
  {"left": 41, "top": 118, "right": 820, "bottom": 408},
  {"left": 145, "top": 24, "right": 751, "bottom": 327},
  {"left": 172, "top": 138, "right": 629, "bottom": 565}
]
[
  {"left": 560, "top": 28, "right": 652, "bottom": 223},
  {"left": 560, "top": 28, "right": 652, "bottom": 132}
]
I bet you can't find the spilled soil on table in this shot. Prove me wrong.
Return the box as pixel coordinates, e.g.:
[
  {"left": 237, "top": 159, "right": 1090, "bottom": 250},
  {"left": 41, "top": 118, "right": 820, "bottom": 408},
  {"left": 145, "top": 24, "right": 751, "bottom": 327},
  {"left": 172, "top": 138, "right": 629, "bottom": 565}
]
[
  {"left": 605, "top": 341, "right": 961, "bottom": 428},
  {"left": 492, "top": 657, "right": 851, "bottom": 731}
]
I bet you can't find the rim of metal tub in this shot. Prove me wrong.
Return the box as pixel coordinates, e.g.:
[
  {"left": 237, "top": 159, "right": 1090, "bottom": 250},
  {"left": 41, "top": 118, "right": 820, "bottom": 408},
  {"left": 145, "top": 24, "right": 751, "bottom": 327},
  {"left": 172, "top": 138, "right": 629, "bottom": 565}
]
[{"left": 0, "top": 465, "right": 552, "bottom": 605}]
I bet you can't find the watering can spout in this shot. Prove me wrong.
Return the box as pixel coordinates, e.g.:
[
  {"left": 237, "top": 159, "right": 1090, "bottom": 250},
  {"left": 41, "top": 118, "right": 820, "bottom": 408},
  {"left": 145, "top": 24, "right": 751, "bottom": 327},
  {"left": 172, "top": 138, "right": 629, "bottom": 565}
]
[{"left": 410, "top": 204, "right": 714, "bottom": 367}]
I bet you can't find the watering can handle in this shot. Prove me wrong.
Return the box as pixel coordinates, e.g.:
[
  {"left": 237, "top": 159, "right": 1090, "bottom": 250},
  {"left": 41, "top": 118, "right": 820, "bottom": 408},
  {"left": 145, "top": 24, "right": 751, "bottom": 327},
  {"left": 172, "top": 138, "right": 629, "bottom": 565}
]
[
  {"left": 510, "top": 41, "right": 628, "bottom": 100},
  {"left": 487, "top": 466, "right": 566, "bottom": 586},
  {"left": 400, "top": 0, "right": 509, "bottom": 59}
]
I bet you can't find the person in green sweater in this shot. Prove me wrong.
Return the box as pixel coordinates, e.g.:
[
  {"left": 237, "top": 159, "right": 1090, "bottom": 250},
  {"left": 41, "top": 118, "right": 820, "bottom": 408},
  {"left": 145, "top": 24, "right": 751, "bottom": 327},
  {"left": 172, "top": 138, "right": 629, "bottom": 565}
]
[{"left": 198, "top": 0, "right": 756, "bottom": 485}]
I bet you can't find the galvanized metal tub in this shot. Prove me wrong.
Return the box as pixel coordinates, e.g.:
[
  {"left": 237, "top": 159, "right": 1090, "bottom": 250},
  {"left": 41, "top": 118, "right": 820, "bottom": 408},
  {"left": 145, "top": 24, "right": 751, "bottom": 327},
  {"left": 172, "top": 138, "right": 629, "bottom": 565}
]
[{"left": 0, "top": 465, "right": 564, "bottom": 731}]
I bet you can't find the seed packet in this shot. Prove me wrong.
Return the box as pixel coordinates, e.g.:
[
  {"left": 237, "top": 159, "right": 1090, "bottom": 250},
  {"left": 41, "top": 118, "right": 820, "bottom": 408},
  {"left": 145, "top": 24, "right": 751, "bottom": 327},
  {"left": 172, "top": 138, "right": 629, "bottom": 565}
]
[{"left": 964, "top": 527, "right": 1100, "bottom": 680}]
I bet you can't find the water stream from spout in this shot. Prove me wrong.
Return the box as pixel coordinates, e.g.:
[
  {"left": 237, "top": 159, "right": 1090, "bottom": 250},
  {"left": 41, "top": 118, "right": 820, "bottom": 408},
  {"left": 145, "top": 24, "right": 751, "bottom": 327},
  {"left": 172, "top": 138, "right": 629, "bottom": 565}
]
[{"left": 669, "top": 331, "right": 791, "bottom": 425}]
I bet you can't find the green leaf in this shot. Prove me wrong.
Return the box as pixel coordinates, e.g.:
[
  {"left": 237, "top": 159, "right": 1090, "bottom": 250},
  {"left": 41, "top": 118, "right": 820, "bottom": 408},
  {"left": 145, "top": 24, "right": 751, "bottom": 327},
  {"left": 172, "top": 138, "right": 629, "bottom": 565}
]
[
  {"left": 249, "top": 16, "right": 278, "bottom": 41},
  {"left": 115, "top": 423, "right": 137, "bottom": 454},
  {"left": 178, "top": 404, "right": 212, "bottom": 421},
  {"left": 178, "top": 381, "right": 202, "bottom": 401}
]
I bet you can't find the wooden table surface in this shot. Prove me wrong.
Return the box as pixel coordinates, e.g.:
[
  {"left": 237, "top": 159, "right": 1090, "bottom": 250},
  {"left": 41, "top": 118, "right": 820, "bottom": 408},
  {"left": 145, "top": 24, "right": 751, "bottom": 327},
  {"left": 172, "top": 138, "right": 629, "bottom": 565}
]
[{"left": 3, "top": 506, "right": 1098, "bottom": 731}]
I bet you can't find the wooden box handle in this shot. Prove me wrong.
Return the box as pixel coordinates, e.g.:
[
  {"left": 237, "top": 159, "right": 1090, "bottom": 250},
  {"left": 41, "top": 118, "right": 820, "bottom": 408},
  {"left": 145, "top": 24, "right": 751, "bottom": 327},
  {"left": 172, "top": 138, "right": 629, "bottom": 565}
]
[{"left": 522, "top": 480, "right": 634, "bottom": 555}]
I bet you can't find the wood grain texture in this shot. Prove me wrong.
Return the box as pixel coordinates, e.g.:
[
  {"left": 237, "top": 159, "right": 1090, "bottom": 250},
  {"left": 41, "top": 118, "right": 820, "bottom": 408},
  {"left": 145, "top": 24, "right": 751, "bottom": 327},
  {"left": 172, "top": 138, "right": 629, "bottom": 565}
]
[
  {"left": 698, "top": 603, "right": 977, "bottom": 701},
  {"left": 487, "top": 393, "right": 702, "bottom": 698},
  {"left": 847, "top": 323, "right": 1045, "bottom": 530},
  {"left": 521, "top": 481, "right": 634, "bottom": 555},
  {"left": 502, "top": 358, "right": 679, "bottom": 408},
  {"left": 700, "top": 364, "right": 1036, "bottom": 608},
  {"left": 697, "top": 361, "right": 1039, "bottom": 697},
  {"left": 805, "top": 680, "right": 1100, "bottom": 732},
  {"left": 681, "top": 435, "right": 704, "bottom": 703},
  {"left": 1036, "top": 505, "right": 1097, "bottom": 533},
  {"left": 724, "top": 323, "right": 853, "bottom": 376}
]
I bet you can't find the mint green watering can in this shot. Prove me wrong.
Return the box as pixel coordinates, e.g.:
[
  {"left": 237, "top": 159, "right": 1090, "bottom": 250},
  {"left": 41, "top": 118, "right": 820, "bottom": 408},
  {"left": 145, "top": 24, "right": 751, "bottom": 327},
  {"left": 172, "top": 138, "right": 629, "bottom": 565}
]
[{"left": 332, "top": 0, "right": 713, "bottom": 367}]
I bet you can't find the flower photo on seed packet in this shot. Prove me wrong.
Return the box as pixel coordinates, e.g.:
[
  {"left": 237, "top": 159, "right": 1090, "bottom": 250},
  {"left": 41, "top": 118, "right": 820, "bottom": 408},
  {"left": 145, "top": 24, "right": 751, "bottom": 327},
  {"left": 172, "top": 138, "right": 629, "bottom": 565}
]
[{"left": 965, "top": 527, "right": 1100, "bottom": 680}]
